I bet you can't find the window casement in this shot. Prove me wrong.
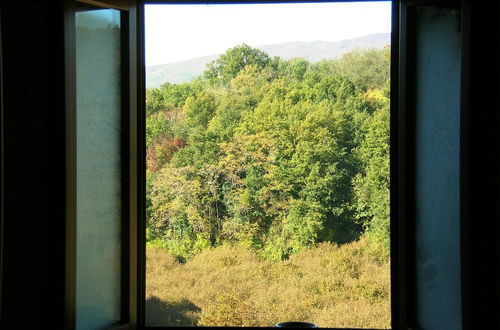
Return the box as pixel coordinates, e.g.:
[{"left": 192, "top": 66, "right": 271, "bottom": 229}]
[{"left": 64, "top": 0, "right": 142, "bottom": 328}]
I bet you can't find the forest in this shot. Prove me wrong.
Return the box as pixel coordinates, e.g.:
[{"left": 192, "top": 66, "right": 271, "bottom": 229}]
[{"left": 145, "top": 44, "right": 390, "bottom": 327}]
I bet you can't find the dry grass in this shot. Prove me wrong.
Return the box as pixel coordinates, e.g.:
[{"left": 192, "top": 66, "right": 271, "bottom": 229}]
[{"left": 146, "top": 237, "right": 390, "bottom": 328}]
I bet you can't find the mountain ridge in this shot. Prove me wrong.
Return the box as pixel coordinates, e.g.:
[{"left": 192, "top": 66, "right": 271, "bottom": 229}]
[{"left": 146, "top": 32, "right": 390, "bottom": 88}]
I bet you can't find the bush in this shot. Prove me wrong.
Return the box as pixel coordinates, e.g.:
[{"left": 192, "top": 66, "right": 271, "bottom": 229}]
[{"left": 146, "top": 237, "right": 390, "bottom": 328}]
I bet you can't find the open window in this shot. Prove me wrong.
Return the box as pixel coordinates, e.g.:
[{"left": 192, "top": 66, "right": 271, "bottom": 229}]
[{"left": 143, "top": 1, "right": 392, "bottom": 329}]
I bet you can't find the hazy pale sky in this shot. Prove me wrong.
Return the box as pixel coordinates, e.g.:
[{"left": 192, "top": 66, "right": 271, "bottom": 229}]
[{"left": 145, "top": 2, "right": 391, "bottom": 67}]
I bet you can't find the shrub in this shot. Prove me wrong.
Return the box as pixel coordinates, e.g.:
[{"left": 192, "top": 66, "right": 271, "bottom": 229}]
[{"left": 146, "top": 237, "right": 390, "bottom": 328}]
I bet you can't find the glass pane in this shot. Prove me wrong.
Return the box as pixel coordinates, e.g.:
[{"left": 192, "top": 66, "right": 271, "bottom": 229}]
[
  {"left": 414, "top": 7, "right": 462, "bottom": 329},
  {"left": 145, "top": 2, "right": 391, "bottom": 328},
  {"left": 75, "top": 8, "right": 122, "bottom": 330}
]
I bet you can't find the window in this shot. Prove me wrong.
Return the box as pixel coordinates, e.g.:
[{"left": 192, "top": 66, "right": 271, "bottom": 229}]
[
  {"left": 143, "top": 2, "right": 392, "bottom": 328},
  {"left": 0, "top": 0, "right": 485, "bottom": 329}
]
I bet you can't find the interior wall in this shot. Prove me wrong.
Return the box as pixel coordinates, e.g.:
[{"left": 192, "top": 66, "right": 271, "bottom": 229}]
[
  {"left": 462, "top": 1, "right": 500, "bottom": 328},
  {"left": 0, "top": 1, "right": 67, "bottom": 329}
]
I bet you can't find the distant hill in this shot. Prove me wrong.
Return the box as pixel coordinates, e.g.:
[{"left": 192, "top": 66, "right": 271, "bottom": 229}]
[{"left": 146, "top": 33, "right": 390, "bottom": 88}]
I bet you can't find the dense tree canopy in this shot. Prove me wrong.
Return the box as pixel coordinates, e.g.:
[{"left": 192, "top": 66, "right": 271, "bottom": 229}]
[
  {"left": 203, "top": 44, "right": 274, "bottom": 85},
  {"left": 146, "top": 45, "right": 390, "bottom": 260}
]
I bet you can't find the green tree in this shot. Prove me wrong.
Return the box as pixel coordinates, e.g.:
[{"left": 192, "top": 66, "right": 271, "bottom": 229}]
[
  {"left": 148, "top": 165, "right": 222, "bottom": 257},
  {"left": 354, "top": 100, "right": 390, "bottom": 253},
  {"left": 204, "top": 44, "right": 271, "bottom": 85},
  {"left": 159, "top": 82, "right": 199, "bottom": 109},
  {"left": 146, "top": 111, "right": 172, "bottom": 148},
  {"left": 146, "top": 88, "right": 165, "bottom": 116},
  {"left": 145, "top": 47, "right": 390, "bottom": 260},
  {"left": 184, "top": 91, "right": 217, "bottom": 130},
  {"left": 322, "top": 48, "right": 390, "bottom": 92},
  {"left": 208, "top": 65, "right": 272, "bottom": 142}
]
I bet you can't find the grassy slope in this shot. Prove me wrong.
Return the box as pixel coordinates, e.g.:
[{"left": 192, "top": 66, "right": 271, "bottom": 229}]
[{"left": 146, "top": 237, "right": 390, "bottom": 328}]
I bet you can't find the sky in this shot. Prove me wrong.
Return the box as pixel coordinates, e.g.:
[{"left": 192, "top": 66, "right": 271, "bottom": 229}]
[{"left": 145, "top": 2, "right": 392, "bottom": 67}]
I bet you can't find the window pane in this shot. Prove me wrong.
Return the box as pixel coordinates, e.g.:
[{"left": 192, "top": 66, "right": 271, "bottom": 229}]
[
  {"left": 75, "top": 8, "right": 122, "bottom": 330},
  {"left": 413, "top": 7, "right": 462, "bottom": 329}
]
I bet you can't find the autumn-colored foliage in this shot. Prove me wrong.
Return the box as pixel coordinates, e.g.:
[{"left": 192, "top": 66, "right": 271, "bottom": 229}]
[{"left": 146, "top": 238, "right": 390, "bottom": 328}]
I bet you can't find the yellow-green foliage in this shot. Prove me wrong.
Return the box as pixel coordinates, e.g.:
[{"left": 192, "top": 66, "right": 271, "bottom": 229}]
[
  {"left": 146, "top": 237, "right": 390, "bottom": 328},
  {"left": 147, "top": 47, "right": 391, "bottom": 259}
]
